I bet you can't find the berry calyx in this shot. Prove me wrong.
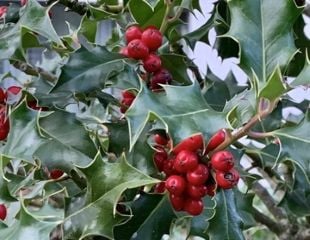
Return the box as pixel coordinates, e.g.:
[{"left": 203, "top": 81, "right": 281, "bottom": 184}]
[
  {"left": 125, "top": 25, "right": 143, "bottom": 43},
  {"left": 141, "top": 26, "right": 163, "bottom": 51},
  {"left": 216, "top": 168, "right": 240, "bottom": 189},
  {"left": 127, "top": 39, "right": 149, "bottom": 60},
  {"left": 143, "top": 54, "right": 162, "bottom": 73},
  {"left": 174, "top": 150, "right": 199, "bottom": 173},
  {"left": 165, "top": 175, "right": 186, "bottom": 196},
  {"left": 169, "top": 194, "right": 185, "bottom": 211},
  {"left": 186, "top": 164, "right": 209, "bottom": 186},
  {"left": 206, "top": 129, "right": 226, "bottom": 153},
  {"left": 50, "top": 169, "right": 64, "bottom": 179},
  {"left": 172, "top": 134, "right": 204, "bottom": 155},
  {"left": 211, "top": 150, "right": 234, "bottom": 172},
  {"left": 184, "top": 198, "right": 203, "bottom": 216},
  {"left": 0, "top": 204, "right": 7, "bottom": 220}
]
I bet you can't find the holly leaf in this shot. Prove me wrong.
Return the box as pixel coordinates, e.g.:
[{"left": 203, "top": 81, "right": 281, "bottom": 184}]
[
  {"left": 114, "top": 194, "right": 176, "bottom": 240},
  {"left": 63, "top": 154, "right": 159, "bottom": 239},
  {"left": 0, "top": 201, "right": 60, "bottom": 240},
  {"left": 291, "top": 53, "right": 310, "bottom": 87},
  {"left": 52, "top": 46, "right": 124, "bottom": 93},
  {"left": 3, "top": 101, "right": 45, "bottom": 164},
  {"left": 226, "top": 0, "right": 301, "bottom": 82},
  {"left": 273, "top": 112, "right": 310, "bottom": 182},
  {"left": 234, "top": 191, "right": 256, "bottom": 229},
  {"left": 207, "top": 189, "right": 245, "bottom": 240}
]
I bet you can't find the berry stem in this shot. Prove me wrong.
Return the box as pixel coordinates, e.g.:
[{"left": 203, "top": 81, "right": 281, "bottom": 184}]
[{"left": 160, "top": 1, "right": 182, "bottom": 34}]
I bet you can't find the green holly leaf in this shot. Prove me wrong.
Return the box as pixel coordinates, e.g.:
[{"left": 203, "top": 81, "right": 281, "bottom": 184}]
[
  {"left": 35, "top": 111, "right": 97, "bottom": 172},
  {"left": 291, "top": 53, "right": 310, "bottom": 87},
  {"left": 52, "top": 46, "right": 124, "bottom": 93},
  {"left": 226, "top": 0, "right": 301, "bottom": 82},
  {"left": 3, "top": 101, "right": 45, "bottom": 164},
  {"left": 273, "top": 112, "right": 310, "bottom": 182},
  {"left": 0, "top": 201, "right": 60, "bottom": 240},
  {"left": 63, "top": 154, "right": 159, "bottom": 239},
  {"left": 207, "top": 189, "right": 245, "bottom": 240},
  {"left": 0, "top": 0, "right": 62, "bottom": 60},
  {"left": 114, "top": 194, "right": 176, "bottom": 240},
  {"left": 234, "top": 191, "right": 256, "bottom": 229}
]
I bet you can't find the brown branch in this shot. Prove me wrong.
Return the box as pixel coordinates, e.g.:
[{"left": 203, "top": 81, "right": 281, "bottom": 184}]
[
  {"left": 252, "top": 208, "right": 283, "bottom": 235},
  {"left": 13, "top": 60, "right": 57, "bottom": 83}
]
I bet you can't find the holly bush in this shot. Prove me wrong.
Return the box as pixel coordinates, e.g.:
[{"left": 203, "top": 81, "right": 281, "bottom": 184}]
[{"left": 0, "top": 0, "right": 310, "bottom": 239}]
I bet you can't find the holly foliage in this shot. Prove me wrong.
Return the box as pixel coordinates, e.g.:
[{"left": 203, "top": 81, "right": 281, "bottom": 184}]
[{"left": 0, "top": 0, "right": 309, "bottom": 239}]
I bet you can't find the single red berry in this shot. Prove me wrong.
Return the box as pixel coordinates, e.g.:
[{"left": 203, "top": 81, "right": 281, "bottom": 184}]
[
  {"left": 6, "top": 86, "right": 22, "bottom": 105},
  {"left": 165, "top": 175, "right": 186, "bottom": 196},
  {"left": 0, "top": 204, "right": 7, "bottom": 220},
  {"left": 206, "top": 183, "right": 216, "bottom": 197},
  {"left": 125, "top": 25, "right": 143, "bottom": 43},
  {"left": 127, "top": 39, "right": 149, "bottom": 60},
  {"left": 150, "top": 68, "right": 172, "bottom": 91},
  {"left": 153, "top": 148, "right": 168, "bottom": 171},
  {"left": 211, "top": 150, "right": 234, "bottom": 172},
  {"left": 216, "top": 168, "right": 239, "bottom": 189},
  {"left": 169, "top": 194, "right": 185, "bottom": 211},
  {"left": 0, "top": 108, "right": 9, "bottom": 141},
  {"left": 206, "top": 129, "right": 226, "bottom": 153},
  {"left": 184, "top": 198, "right": 203, "bottom": 216},
  {"left": 154, "top": 133, "right": 168, "bottom": 146},
  {"left": 174, "top": 150, "right": 199, "bottom": 173},
  {"left": 143, "top": 54, "right": 162, "bottom": 73},
  {"left": 172, "top": 134, "right": 204, "bottom": 155},
  {"left": 162, "top": 158, "right": 176, "bottom": 177},
  {"left": 186, "top": 184, "right": 207, "bottom": 199},
  {"left": 121, "top": 97, "right": 134, "bottom": 107},
  {"left": 119, "top": 47, "right": 129, "bottom": 57},
  {"left": 50, "top": 169, "right": 64, "bottom": 179},
  {"left": 186, "top": 164, "right": 209, "bottom": 186},
  {"left": 0, "top": 88, "right": 6, "bottom": 103},
  {"left": 154, "top": 182, "right": 166, "bottom": 193},
  {"left": 121, "top": 90, "right": 135, "bottom": 99},
  {"left": 0, "top": 6, "right": 7, "bottom": 18},
  {"left": 141, "top": 26, "right": 163, "bottom": 51},
  {"left": 7, "top": 86, "right": 22, "bottom": 95}
]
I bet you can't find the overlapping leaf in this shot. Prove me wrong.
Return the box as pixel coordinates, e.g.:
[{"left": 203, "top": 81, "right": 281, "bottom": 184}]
[{"left": 226, "top": 0, "right": 301, "bottom": 83}]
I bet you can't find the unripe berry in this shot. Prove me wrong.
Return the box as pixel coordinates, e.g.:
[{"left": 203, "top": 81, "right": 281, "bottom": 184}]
[
  {"left": 174, "top": 150, "right": 199, "bottom": 173},
  {"left": 216, "top": 168, "right": 239, "bottom": 189},
  {"left": 127, "top": 39, "right": 149, "bottom": 60},
  {"left": 141, "top": 26, "right": 163, "bottom": 51},
  {"left": 125, "top": 25, "right": 142, "bottom": 43},
  {"left": 206, "top": 129, "right": 226, "bottom": 153},
  {"left": 211, "top": 150, "right": 234, "bottom": 172},
  {"left": 143, "top": 54, "right": 162, "bottom": 73},
  {"left": 184, "top": 198, "right": 203, "bottom": 216},
  {"left": 165, "top": 175, "right": 186, "bottom": 196}
]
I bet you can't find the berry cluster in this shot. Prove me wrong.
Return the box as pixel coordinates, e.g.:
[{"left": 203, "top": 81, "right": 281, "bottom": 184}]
[
  {"left": 120, "top": 90, "right": 136, "bottom": 113},
  {"left": 152, "top": 129, "right": 240, "bottom": 216},
  {"left": 120, "top": 25, "right": 172, "bottom": 91},
  {"left": 0, "top": 203, "right": 7, "bottom": 221}
]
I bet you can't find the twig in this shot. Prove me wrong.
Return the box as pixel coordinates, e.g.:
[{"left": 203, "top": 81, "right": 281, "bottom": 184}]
[
  {"left": 252, "top": 208, "right": 283, "bottom": 235},
  {"left": 13, "top": 60, "right": 57, "bottom": 83}
]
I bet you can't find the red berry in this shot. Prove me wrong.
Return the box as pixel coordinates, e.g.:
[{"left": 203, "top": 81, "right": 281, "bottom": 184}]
[
  {"left": 211, "top": 150, "right": 234, "bottom": 172},
  {"left": 150, "top": 69, "right": 172, "bottom": 91},
  {"left": 206, "top": 183, "right": 216, "bottom": 197},
  {"left": 125, "top": 25, "right": 143, "bottom": 43},
  {"left": 122, "top": 90, "right": 135, "bottom": 99},
  {"left": 6, "top": 86, "right": 22, "bottom": 104},
  {"left": 154, "top": 133, "right": 168, "bottom": 146},
  {"left": 141, "top": 27, "right": 163, "bottom": 51},
  {"left": 206, "top": 129, "right": 226, "bottom": 153},
  {"left": 119, "top": 47, "right": 129, "bottom": 57},
  {"left": 186, "top": 184, "right": 207, "bottom": 199},
  {"left": 127, "top": 39, "right": 149, "bottom": 60},
  {"left": 0, "top": 6, "right": 7, "bottom": 18},
  {"left": 165, "top": 175, "right": 186, "bottom": 196},
  {"left": 174, "top": 150, "right": 199, "bottom": 173},
  {"left": 216, "top": 168, "right": 239, "bottom": 189},
  {"left": 0, "top": 204, "right": 7, "bottom": 220},
  {"left": 143, "top": 54, "right": 162, "bottom": 73},
  {"left": 0, "top": 108, "right": 9, "bottom": 141},
  {"left": 186, "top": 164, "right": 209, "bottom": 186},
  {"left": 50, "top": 169, "right": 64, "bottom": 179},
  {"left": 153, "top": 148, "right": 168, "bottom": 171},
  {"left": 7, "top": 86, "right": 22, "bottom": 95},
  {"left": 172, "top": 134, "right": 204, "bottom": 155},
  {"left": 169, "top": 194, "right": 185, "bottom": 211},
  {"left": 154, "top": 182, "right": 166, "bottom": 193},
  {"left": 184, "top": 198, "right": 203, "bottom": 216},
  {"left": 0, "top": 88, "right": 6, "bottom": 103},
  {"left": 162, "top": 158, "right": 175, "bottom": 177}
]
